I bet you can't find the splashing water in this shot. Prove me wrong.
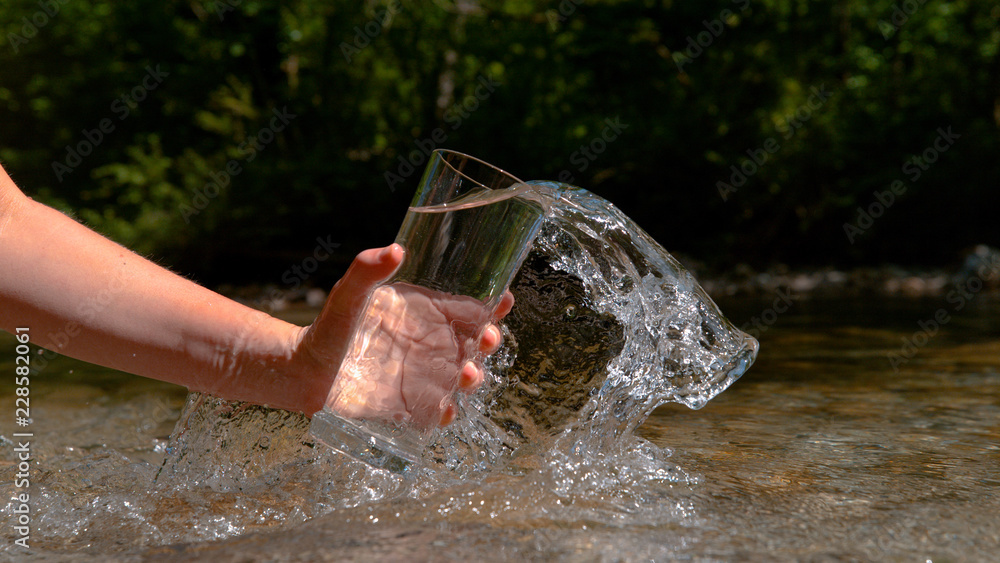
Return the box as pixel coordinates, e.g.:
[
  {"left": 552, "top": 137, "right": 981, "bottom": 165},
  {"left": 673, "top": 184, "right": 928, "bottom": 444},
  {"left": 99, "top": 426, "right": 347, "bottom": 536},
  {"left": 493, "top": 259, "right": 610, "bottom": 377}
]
[
  {"left": 153, "top": 183, "right": 756, "bottom": 519},
  {"left": 431, "top": 182, "right": 758, "bottom": 474},
  {"left": 1, "top": 183, "right": 757, "bottom": 556}
]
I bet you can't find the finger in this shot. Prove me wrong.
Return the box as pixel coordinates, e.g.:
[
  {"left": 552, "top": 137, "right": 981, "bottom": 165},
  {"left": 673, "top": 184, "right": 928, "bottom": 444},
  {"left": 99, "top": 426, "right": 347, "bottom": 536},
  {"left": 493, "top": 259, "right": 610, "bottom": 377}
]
[
  {"left": 439, "top": 403, "right": 457, "bottom": 426},
  {"left": 458, "top": 360, "right": 484, "bottom": 392},
  {"left": 303, "top": 244, "right": 404, "bottom": 362},
  {"left": 327, "top": 244, "right": 404, "bottom": 314},
  {"left": 314, "top": 245, "right": 403, "bottom": 328},
  {"left": 494, "top": 291, "right": 515, "bottom": 320},
  {"left": 478, "top": 324, "right": 503, "bottom": 355}
]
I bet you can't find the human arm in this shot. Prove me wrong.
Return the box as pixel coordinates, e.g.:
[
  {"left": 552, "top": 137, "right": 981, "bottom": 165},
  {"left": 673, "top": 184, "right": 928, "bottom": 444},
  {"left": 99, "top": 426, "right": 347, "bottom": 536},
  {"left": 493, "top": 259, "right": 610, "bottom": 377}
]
[{"left": 0, "top": 165, "right": 506, "bottom": 422}]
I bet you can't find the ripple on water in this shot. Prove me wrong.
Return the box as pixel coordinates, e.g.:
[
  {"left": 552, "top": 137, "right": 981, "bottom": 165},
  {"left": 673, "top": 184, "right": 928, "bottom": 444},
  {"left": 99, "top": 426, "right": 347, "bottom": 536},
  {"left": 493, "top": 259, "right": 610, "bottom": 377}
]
[{"left": 6, "top": 198, "right": 1000, "bottom": 560}]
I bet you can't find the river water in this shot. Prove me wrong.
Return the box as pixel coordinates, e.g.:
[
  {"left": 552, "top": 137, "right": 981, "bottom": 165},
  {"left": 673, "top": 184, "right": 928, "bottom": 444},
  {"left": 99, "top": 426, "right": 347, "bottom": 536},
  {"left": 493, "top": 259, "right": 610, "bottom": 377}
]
[
  {"left": 2, "top": 186, "right": 998, "bottom": 561},
  {"left": 2, "top": 289, "right": 998, "bottom": 561}
]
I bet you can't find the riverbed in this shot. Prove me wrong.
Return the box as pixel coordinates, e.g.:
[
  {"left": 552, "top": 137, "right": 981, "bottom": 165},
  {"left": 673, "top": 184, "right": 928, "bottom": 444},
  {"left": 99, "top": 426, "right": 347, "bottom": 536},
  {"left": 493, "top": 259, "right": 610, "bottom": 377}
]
[{"left": 2, "top": 292, "right": 998, "bottom": 561}]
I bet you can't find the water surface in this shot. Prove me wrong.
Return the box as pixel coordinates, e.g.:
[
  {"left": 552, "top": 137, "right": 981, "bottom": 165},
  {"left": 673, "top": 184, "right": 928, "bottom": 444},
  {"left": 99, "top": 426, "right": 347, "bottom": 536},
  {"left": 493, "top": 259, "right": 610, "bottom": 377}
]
[{"left": 2, "top": 292, "right": 998, "bottom": 561}]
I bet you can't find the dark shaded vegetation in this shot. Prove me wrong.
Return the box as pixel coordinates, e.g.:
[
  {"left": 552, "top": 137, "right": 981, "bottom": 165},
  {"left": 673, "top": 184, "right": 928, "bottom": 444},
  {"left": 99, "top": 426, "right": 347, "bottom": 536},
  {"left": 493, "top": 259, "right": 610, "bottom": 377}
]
[{"left": 2, "top": 0, "right": 997, "bottom": 285}]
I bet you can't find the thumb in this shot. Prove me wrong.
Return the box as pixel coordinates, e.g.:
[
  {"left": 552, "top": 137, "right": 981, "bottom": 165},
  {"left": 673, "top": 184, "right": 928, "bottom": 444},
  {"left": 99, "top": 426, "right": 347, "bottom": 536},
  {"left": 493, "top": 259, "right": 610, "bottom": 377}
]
[
  {"left": 330, "top": 243, "right": 404, "bottom": 310},
  {"left": 305, "top": 244, "right": 404, "bottom": 362}
]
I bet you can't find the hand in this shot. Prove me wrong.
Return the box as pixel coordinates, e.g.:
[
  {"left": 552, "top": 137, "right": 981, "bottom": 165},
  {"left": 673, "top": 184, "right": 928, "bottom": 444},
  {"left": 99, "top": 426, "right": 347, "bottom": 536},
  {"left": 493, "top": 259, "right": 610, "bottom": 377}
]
[
  {"left": 293, "top": 244, "right": 513, "bottom": 426},
  {"left": 2, "top": 163, "right": 510, "bottom": 420}
]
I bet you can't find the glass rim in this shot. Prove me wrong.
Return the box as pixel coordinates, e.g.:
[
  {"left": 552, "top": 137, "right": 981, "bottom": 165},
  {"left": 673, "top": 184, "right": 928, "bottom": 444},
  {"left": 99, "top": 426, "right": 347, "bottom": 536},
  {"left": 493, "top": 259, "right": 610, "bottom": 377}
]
[{"left": 433, "top": 149, "right": 526, "bottom": 190}]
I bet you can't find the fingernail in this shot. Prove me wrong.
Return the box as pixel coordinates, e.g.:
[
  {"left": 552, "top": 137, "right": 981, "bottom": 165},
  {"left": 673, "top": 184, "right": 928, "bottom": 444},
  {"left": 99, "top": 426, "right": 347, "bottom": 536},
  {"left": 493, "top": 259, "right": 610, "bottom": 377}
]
[{"left": 439, "top": 408, "right": 455, "bottom": 426}]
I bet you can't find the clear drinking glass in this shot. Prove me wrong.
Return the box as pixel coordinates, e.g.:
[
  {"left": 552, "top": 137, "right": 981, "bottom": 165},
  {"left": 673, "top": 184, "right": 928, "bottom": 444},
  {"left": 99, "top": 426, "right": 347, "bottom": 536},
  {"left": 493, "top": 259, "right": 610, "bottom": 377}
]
[{"left": 309, "top": 150, "right": 546, "bottom": 473}]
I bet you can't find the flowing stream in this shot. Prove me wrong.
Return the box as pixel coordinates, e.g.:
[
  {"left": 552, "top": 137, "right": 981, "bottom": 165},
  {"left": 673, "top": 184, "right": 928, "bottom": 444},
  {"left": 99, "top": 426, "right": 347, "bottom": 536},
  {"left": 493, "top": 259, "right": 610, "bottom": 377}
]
[
  {"left": 156, "top": 181, "right": 758, "bottom": 500},
  {"left": 3, "top": 185, "right": 997, "bottom": 561}
]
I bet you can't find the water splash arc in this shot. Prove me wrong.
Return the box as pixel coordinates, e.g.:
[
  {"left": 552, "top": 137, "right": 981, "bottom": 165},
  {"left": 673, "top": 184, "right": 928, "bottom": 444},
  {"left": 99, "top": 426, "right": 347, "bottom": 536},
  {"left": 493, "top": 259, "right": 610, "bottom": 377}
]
[{"left": 431, "top": 181, "right": 758, "bottom": 472}]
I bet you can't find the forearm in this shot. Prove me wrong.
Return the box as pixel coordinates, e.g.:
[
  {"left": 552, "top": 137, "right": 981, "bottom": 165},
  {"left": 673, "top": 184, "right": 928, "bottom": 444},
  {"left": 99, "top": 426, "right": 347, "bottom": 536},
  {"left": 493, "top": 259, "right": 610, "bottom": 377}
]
[{"left": 0, "top": 174, "right": 317, "bottom": 412}]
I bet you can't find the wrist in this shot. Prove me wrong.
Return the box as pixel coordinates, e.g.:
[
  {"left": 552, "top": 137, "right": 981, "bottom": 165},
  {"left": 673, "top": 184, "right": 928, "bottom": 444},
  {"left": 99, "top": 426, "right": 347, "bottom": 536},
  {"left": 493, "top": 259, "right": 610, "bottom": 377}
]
[
  {"left": 284, "top": 323, "right": 340, "bottom": 415},
  {"left": 211, "top": 311, "right": 327, "bottom": 414}
]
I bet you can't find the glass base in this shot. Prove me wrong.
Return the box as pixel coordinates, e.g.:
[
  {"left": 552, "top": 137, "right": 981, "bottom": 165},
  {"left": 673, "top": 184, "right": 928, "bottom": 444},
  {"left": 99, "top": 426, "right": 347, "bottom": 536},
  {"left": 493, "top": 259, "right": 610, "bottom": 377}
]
[{"left": 309, "top": 408, "right": 424, "bottom": 475}]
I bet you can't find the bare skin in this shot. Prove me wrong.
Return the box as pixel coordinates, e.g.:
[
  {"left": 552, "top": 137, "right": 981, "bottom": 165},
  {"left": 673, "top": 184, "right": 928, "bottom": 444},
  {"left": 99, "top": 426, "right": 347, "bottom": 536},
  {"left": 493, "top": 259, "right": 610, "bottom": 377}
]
[
  {"left": 328, "top": 282, "right": 511, "bottom": 428},
  {"left": 0, "top": 164, "right": 509, "bottom": 425}
]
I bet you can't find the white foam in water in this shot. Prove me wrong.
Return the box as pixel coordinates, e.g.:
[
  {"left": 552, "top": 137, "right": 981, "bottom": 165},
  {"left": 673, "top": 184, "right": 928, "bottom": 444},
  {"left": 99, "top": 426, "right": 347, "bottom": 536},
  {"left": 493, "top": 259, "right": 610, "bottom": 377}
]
[
  {"left": 426, "top": 181, "right": 758, "bottom": 474},
  {"left": 0, "top": 182, "right": 757, "bottom": 556},
  {"left": 157, "top": 181, "right": 756, "bottom": 499}
]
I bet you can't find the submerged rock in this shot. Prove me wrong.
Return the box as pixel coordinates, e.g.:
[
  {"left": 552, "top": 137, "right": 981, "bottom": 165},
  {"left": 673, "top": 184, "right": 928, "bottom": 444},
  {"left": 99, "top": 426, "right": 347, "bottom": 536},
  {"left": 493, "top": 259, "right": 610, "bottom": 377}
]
[{"left": 488, "top": 253, "right": 626, "bottom": 441}]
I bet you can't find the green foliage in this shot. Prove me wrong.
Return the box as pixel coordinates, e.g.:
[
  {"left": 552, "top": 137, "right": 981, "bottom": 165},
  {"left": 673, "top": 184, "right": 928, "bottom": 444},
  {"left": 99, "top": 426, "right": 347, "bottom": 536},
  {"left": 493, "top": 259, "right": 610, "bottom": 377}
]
[{"left": 0, "top": 0, "right": 997, "bottom": 279}]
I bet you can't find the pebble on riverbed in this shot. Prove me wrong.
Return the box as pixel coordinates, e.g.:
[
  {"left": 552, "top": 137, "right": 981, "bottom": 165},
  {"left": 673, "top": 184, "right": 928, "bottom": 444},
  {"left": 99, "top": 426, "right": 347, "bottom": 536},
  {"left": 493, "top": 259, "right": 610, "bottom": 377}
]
[
  {"left": 219, "top": 246, "right": 1000, "bottom": 305},
  {"left": 695, "top": 245, "right": 1000, "bottom": 298},
  {"left": 216, "top": 285, "right": 329, "bottom": 311}
]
